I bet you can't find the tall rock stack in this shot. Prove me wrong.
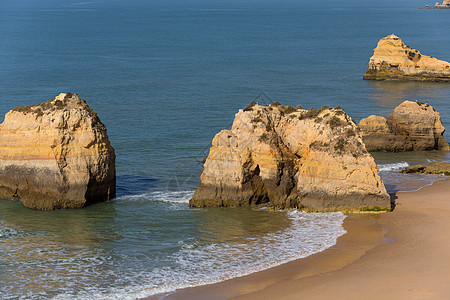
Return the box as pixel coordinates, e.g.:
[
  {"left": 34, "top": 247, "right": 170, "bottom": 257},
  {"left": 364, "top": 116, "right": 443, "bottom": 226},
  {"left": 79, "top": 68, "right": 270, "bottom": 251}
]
[
  {"left": 0, "top": 93, "right": 116, "bottom": 210},
  {"left": 359, "top": 100, "right": 449, "bottom": 152},
  {"left": 190, "top": 102, "right": 390, "bottom": 212},
  {"left": 363, "top": 34, "right": 450, "bottom": 81}
]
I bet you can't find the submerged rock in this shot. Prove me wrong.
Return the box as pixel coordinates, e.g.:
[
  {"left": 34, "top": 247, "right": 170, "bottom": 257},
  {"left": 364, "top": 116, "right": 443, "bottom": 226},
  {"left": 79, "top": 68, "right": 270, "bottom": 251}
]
[
  {"left": 0, "top": 93, "right": 116, "bottom": 210},
  {"left": 359, "top": 100, "right": 449, "bottom": 152},
  {"left": 363, "top": 34, "right": 450, "bottom": 82},
  {"left": 190, "top": 102, "right": 390, "bottom": 212}
]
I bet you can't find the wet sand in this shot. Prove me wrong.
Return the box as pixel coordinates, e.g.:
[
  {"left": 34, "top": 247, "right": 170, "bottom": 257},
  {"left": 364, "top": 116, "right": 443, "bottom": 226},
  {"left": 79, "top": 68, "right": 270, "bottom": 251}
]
[{"left": 147, "top": 180, "right": 450, "bottom": 300}]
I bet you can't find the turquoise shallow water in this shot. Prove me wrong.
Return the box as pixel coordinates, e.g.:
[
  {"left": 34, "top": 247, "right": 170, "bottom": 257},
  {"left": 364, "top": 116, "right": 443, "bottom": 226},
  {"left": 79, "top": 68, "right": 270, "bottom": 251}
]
[{"left": 1, "top": 0, "right": 450, "bottom": 298}]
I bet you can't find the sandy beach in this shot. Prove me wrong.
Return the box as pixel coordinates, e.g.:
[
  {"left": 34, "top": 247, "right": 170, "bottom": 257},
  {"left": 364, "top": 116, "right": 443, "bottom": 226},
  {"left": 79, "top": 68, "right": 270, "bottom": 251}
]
[{"left": 149, "top": 179, "right": 450, "bottom": 300}]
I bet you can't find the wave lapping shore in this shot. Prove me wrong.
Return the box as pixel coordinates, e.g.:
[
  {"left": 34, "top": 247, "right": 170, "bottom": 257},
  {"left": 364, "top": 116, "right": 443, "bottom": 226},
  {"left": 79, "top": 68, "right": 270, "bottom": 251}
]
[{"left": 152, "top": 179, "right": 450, "bottom": 300}]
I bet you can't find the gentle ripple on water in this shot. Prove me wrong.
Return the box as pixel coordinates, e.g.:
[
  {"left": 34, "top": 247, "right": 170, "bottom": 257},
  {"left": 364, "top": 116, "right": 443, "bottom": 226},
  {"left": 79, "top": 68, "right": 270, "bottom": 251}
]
[
  {"left": 2, "top": 0, "right": 450, "bottom": 299},
  {"left": 374, "top": 150, "right": 450, "bottom": 193},
  {"left": 0, "top": 194, "right": 346, "bottom": 300}
]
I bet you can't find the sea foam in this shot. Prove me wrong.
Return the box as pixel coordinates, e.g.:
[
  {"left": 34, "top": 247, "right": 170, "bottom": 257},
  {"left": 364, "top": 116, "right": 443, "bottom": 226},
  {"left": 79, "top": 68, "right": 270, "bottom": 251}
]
[
  {"left": 51, "top": 210, "right": 346, "bottom": 300},
  {"left": 378, "top": 162, "right": 409, "bottom": 172},
  {"left": 114, "top": 190, "right": 194, "bottom": 204}
]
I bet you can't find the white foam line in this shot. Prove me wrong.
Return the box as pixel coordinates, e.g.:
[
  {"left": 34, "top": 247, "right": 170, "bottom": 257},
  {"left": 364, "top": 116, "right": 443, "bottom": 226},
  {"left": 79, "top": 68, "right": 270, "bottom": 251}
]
[
  {"left": 378, "top": 162, "right": 409, "bottom": 172},
  {"left": 4, "top": 201, "right": 345, "bottom": 300},
  {"left": 115, "top": 190, "right": 194, "bottom": 204},
  {"left": 65, "top": 211, "right": 346, "bottom": 300},
  {"left": 396, "top": 177, "right": 445, "bottom": 193}
]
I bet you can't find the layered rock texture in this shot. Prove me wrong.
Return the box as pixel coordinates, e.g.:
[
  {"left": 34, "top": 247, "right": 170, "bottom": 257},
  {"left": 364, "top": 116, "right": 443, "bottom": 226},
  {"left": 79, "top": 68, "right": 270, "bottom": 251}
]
[
  {"left": 190, "top": 102, "right": 390, "bottom": 211},
  {"left": 363, "top": 34, "right": 450, "bottom": 81},
  {"left": 0, "top": 93, "right": 116, "bottom": 210},
  {"left": 359, "top": 100, "right": 449, "bottom": 152}
]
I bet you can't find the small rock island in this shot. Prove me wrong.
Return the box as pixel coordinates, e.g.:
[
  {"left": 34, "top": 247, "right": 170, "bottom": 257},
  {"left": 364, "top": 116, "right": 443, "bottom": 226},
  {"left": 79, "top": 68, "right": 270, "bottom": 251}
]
[
  {"left": 0, "top": 93, "right": 116, "bottom": 210},
  {"left": 419, "top": 1, "right": 450, "bottom": 9},
  {"left": 363, "top": 34, "right": 450, "bottom": 82},
  {"left": 359, "top": 101, "right": 449, "bottom": 152},
  {"left": 190, "top": 102, "right": 390, "bottom": 212}
]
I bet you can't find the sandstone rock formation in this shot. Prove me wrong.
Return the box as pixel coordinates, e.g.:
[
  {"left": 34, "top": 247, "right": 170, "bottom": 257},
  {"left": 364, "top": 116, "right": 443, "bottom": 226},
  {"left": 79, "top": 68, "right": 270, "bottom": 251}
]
[
  {"left": 0, "top": 93, "right": 116, "bottom": 210},
  {"left": 190, "top": 102, "right": 390, "bottom": 211},
  {"left": 359, "top": 100, "right": 449, "bottom": 152},
  {"left": 419, "top": 1, "right": 450, "bottom": 9},
  {"left": 363, "top": 34, "right": 450, "bottom": 81},
  {"left": 402, "top": 162, "right": 450, "bottom": 175},
  {"left": 436, "top": 0, "right": 450, "bottom": 8}
]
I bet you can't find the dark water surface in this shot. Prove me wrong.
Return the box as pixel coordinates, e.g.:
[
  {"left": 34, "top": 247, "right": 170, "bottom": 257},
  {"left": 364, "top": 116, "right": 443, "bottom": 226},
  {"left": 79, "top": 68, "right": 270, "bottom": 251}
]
[{"left": 1, "top": 0, "right": 450, "bottom": 298}]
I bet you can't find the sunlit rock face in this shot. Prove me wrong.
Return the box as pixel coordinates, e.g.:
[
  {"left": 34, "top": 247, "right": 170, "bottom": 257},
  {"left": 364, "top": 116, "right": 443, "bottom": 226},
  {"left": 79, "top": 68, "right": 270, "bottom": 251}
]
[
  {"left": 0, "top": 93, "right": 116, "bottom": 210},
  {"left": 359, "top": 100, "right": 449, "bottom": 152},
  {"left": 363, "top": 34, "right": 450, "bottom": 82},
  {"left": 190, "top": 102, "right": 390, "bottom": 212}
]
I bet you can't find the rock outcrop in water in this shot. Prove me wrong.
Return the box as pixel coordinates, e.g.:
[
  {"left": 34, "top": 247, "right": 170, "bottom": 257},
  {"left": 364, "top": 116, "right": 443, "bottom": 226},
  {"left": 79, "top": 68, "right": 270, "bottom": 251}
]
[
  {"left": 419, "top": 1, "right": 450, "bottom": 9},
  {"left": 0, "top": 93, "right": 116, "bottom": 210},
  {"left": 359, "top": 100, "right": 449, "bottom": 152},
  {"left": 363, "top": 34, "right": 450, "bottom": 82},
  {"left": 402, "top": 162, "right": 450, "bottom": 175},
  {"left": 190, "top": 102, "right": 390, "bottom": 211}
]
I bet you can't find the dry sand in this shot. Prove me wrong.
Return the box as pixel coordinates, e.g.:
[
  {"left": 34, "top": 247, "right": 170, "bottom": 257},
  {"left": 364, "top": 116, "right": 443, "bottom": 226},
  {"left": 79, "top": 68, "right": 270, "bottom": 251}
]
[{"left": 148, "top": 180, "right": 450, "bottom": 300}]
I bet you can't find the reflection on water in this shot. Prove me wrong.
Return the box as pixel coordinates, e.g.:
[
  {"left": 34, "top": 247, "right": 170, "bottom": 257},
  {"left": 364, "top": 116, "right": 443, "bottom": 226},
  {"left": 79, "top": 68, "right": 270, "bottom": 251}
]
[
  {"left": 0, "top": 199, "right": 118, "bottom": 298},
  {"left": 372, "top": 150, "right": 450, "bottom": 165},
  {"left": 0, "top": 198, "right": 118, "bottom": 245},
  {"left": 0, "top": 197, "right": 288, "bottom": 299},
  {"left": 0, "top": 194, "right": 345, "bottom": 300},
  {"left": 367, "top": 81, "right": 450, "bottom": 119},
  {"left": 194, "top": 207, "right": 289, "bottom": 244}
]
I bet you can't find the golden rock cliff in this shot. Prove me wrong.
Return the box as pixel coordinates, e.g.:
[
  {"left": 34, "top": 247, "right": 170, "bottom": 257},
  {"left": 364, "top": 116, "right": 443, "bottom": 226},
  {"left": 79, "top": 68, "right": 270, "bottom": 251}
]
[
  {"left": 0, "top": 93, "right": 116, "bottom": 210},
  {"left": 359, "top": 100, "right": 449, "bottom": 152},
  {"left": 190, "top": 102, "right": 390, "bottom": 211},
  {"left": 363, "top": 34, "right": 450, "bottom": 81}
]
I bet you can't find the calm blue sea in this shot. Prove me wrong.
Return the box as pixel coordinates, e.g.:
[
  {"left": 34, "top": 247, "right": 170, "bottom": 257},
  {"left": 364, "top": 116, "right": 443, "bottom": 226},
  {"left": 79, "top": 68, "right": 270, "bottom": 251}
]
[{"left": 1, "top": 0, "right": 450, "bottom": 298}]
